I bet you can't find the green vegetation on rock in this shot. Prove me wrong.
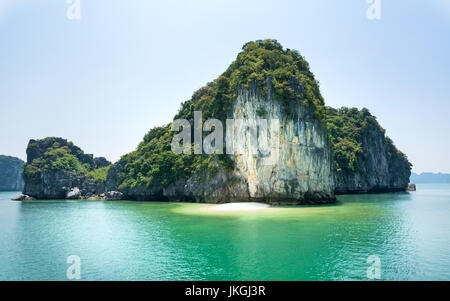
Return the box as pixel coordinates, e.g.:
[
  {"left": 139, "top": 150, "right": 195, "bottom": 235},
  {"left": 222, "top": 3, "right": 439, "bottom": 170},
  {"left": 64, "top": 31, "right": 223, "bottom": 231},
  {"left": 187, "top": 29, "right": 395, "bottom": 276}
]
[
  {"left": 175, "top": 39, "right": 326, "bottom": 122},
  {"left": 46, "top": 146, "right": 90, "bottom": 173},
  {"left": 23, "top": 137, "right": 111, "bottom": 180},
  {"left": 118, "top": 39, "right": 326, "bottom": 191},
  {"left": 86, "top": 165, "right": 111, "bottom": 182},
  {"left": 326, "top": 106, "right": 411, "bottom": 177},
  {"left": 326, "top": 107, "right": 380, "bottom": 172},
  {"left": 385, "top": 136, "right": 411, "bottom": 175},
  {"left": 117, "top": 125, "right": 234, "bottom": 191},
  {"left": 118, "top": 125, "right": 191, "bottom": 190}
]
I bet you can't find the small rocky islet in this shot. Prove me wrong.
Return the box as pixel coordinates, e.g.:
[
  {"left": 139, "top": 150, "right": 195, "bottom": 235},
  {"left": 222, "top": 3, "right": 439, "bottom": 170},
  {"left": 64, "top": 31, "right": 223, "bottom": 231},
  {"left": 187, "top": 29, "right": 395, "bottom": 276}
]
[{"left": 17, "top": 40, "right": 412, "bottom": 204}]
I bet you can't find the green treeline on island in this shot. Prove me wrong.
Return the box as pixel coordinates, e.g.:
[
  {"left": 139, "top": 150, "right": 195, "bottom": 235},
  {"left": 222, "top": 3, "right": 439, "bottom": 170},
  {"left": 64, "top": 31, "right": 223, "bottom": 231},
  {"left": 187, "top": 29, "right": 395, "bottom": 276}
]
[{"left": 20, "top": 40, "right": 412, "bottom": 203}]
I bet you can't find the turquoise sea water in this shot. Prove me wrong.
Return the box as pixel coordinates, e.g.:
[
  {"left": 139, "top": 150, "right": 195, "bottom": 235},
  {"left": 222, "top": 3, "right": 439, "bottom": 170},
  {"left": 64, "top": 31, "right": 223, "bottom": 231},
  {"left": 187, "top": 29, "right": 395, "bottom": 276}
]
[{"left": 0, "top": 184, "right": 449, "bottom": 281}]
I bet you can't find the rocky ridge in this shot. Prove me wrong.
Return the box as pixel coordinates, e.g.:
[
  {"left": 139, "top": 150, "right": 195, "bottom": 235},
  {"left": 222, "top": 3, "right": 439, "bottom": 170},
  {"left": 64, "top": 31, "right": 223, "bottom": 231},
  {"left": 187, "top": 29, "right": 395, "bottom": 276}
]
[
  {"left": 22, "top": 137, "right": 122, "bottom": 200},
  {"left": 327, "top": 107, "right": 411, "bottom": 194}
]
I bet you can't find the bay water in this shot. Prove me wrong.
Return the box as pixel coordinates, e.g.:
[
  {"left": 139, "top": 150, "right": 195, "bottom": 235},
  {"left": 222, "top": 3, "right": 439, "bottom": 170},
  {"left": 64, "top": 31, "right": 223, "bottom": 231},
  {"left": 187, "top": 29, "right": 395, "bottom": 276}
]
[{"left": 0, "top": 184, "right": 449, "bottom": 281}]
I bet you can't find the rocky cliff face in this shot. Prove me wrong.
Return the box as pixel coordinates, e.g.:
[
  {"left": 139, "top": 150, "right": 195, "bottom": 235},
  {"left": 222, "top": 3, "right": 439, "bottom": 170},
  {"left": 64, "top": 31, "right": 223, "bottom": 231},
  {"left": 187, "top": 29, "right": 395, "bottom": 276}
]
[
  {"left": 327, "top": 107, "right": 411, "bottom": 194},
  {"left": 106, "top": 87, "right": 335, "bottom": 204},
  {"left": 181, "top": 86, "right": 335, "bottom": 204},
  {"left": 22, "top": 137, "right": 113, "bottom": 199},
  {"left": 0, "top": 155, "right": 25, "bottom": 191},
  {"left": 107, "top": 40, "right": 335, "bottom": 204}
]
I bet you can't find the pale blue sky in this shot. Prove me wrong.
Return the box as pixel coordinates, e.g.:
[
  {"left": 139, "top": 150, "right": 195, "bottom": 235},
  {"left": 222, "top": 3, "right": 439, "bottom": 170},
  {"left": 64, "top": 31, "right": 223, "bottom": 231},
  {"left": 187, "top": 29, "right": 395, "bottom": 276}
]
[{"left": 0, "top": 0, "right": 449, "bottom": 173}]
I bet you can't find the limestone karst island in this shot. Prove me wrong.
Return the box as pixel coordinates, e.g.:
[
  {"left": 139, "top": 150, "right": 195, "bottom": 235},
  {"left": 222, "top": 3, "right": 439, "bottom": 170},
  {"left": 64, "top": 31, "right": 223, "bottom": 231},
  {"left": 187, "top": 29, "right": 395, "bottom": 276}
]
[
  {"left": 2, "top": 1, "right": 450, "bottom": 285},
  {"left": 16, "top": 40, "right": 411, "bottom": 204}
]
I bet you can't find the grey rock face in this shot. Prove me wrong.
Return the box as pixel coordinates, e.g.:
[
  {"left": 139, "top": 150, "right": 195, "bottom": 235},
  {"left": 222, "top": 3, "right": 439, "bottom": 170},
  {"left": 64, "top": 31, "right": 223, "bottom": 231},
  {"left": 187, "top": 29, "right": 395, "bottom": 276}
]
[
  {"left": 94, "top": 157, "right": 110, "bottom": 168},
  {"left": 22, "top": 138, "right": 112, "bottom": 199},
  {"left": 80, "top": 177, "right": 106, "bottom": 196},
  {"left": 66, "top": 187, "right": 81, "bottom": 199},
  {"left": 407, "top": 184, "right": 416, "bottom": 191},
  {"left": 12, "top": 194, "right": 36, "bottom": 201},
  {"left": 184, "top": 87, "right": 335, "bottom": 204},
  {"left": 334, "top": 128, "right": 410, "bottom": 194},
  {"left": 24, "top": 169, "right": 82, "bottom": 199},
  {"left": 109, "top": 85, "right": 336, "bottom": 204},
  {"left": 105, "top": 191, "right": 123, "bottom": 200},
  {"left": 24, "top": 169, "right": 110, "bottom": 199},
  {"left": 0, "top": 155, "right": 25, "bottom": 191}
]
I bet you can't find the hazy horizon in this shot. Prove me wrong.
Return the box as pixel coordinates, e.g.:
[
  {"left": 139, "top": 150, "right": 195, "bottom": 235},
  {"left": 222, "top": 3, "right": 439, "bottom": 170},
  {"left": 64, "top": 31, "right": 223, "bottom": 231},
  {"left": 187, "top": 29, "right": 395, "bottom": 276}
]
[{"left": 1, "top": 0, "right": 449, "bottom": 173}]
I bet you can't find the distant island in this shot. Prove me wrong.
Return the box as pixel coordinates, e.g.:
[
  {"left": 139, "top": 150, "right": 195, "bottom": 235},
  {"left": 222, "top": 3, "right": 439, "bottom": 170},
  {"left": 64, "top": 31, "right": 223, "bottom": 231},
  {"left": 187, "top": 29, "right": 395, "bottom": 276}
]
[
  {"left": 0, "top": 155, "right": 24, "bottom": 191},
  {"left": 17, "top": 40, "right": 412, "bottom": 204},
  {"left": 410, "top": 172, "right": 450, "bottom": 184}
]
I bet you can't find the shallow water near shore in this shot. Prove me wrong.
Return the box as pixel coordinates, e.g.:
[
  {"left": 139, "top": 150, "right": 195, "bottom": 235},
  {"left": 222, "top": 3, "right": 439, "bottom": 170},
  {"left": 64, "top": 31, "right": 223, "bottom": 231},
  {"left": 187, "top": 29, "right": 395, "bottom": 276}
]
[{"left": 1, "top": 184, "right": 450, "bottom": 280}]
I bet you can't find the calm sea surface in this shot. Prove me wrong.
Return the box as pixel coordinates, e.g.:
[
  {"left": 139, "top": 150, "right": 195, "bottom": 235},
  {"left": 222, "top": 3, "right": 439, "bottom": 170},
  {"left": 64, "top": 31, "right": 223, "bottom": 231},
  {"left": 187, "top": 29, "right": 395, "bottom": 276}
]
[{"left": 0, "top": 184, "right": 449, "bottom": 281}]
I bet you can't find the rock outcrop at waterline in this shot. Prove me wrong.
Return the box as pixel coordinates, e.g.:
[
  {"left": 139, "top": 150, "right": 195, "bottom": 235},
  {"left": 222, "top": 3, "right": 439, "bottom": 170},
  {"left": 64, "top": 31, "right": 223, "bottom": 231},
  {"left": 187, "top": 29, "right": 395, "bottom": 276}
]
[
  {"left": 407, "top": 184, "right": 416, "bottom": 191},
  {"left": 22, "top": 137, "right": 120, "bottom": 200},
  {"left": 0, "top": 155, "right": 25, "bottom": 191},
  {"left": 327, "top": 107, "right": 411, "bottom": 194}
]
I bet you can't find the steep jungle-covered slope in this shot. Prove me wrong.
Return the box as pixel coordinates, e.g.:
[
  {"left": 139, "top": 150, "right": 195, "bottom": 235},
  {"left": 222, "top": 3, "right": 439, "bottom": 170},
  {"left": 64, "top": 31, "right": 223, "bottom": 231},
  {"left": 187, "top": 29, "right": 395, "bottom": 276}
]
[{"left": 327, "top": 107, "right": 411, "bottom": 193}]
